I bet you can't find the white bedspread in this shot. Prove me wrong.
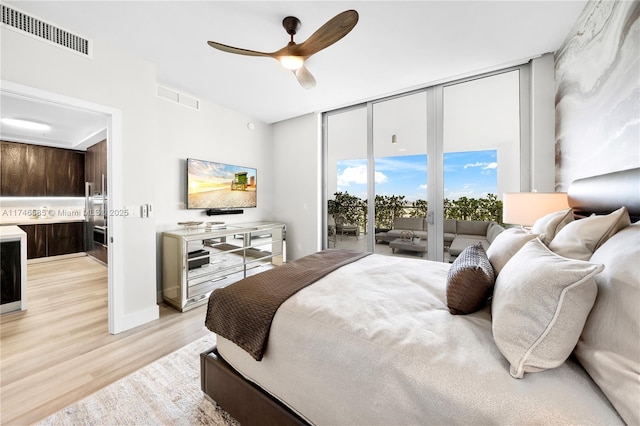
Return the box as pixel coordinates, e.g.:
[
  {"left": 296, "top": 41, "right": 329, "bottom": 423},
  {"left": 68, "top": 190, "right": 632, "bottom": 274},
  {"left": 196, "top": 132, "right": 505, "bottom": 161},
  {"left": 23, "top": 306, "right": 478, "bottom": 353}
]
[{"left": 217, "top": 253, "right": 622, "bottom": 425}]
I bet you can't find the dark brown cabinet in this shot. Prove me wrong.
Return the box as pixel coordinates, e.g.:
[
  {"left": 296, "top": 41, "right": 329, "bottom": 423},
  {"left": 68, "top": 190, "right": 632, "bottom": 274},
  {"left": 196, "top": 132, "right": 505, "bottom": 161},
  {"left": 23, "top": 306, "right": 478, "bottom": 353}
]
[
  {"left": 0, "top": 141, "right": 84, "bottom": 197},
  {"left": 1, "top": 142, "right": 47, "bottom": 196},
  {"left": 47, "top": 222, "right": 85, "bottom": 256},
  {"left": 18, "top": 222, "right": 84, "bottom": 259},
  {"left": 18, "top": 224, "right": 47, "bottom": 259},
  {"left": 85, "top": 139, "right": 107, "bottom": 194},
  {"left": 45, "top": 148, "right": 85, "bottom": 196}
]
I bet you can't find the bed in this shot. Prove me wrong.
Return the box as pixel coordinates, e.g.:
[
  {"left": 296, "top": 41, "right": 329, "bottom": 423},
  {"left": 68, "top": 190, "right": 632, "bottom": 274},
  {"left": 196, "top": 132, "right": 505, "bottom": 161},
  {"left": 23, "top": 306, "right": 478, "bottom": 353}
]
[{"left": 201, "top": 168, "right": 640, "bottom": 426}]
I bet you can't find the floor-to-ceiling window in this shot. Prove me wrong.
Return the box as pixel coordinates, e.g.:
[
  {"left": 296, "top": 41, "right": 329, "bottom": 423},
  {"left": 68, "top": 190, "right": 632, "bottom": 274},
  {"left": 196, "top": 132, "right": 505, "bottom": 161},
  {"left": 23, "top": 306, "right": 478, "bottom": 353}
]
[
  {"left": 324, "top": 65, "right": 528, "bottom": 262},
  {"left": 372, "top": 91, "right": 428, "bottom": 255},
  {"left": 441, "top": 70, "right": 522, "bottom": 258}
]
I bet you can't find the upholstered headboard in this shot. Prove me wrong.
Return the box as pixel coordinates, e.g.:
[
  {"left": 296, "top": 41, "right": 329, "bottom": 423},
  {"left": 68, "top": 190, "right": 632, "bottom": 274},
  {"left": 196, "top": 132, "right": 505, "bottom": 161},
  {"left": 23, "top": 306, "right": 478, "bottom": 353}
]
[{"left": 568, "top": 168, "right": 640, "bottom": 221}]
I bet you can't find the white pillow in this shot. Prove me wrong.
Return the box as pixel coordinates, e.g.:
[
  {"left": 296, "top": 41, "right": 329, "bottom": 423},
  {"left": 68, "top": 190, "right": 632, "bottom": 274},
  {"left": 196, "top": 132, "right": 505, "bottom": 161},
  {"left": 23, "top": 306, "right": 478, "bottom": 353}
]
[
  {"left": 548, "top": 206, "right": 630, "bottom": 260},
  {"left": 574, "top": 223, "right": 640, "bottom": 426},
  {"left": 492, "top": 238, "right": 603, "bottom": 379},
  {"left": 485, "top": 228, "right": 538, "bottom": 275},
  {"left": 531, "top": 208, "right": 574, "bottom": 245}
]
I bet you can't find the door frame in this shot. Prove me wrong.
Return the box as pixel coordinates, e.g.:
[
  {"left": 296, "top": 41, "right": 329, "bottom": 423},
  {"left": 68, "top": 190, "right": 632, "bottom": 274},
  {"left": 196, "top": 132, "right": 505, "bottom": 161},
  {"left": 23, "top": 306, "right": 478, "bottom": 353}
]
[{"left": 1, "top": 80, "right": 122, "bottom": 334}]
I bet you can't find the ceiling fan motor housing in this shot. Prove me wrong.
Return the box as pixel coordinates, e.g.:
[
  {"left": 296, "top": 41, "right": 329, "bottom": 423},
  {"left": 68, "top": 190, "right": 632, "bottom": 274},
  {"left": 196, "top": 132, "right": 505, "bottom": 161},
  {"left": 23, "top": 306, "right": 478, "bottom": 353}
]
[{"left": 282, "top": 16, "right": 301, "bottom": 36}]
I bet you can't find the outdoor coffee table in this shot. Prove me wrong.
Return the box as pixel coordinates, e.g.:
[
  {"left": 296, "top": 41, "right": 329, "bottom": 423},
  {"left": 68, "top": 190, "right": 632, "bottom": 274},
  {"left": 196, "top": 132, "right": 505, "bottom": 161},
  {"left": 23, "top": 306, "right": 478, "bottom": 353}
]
[{"left": 389, "top": 238, "right": 427, "bottom": 257}]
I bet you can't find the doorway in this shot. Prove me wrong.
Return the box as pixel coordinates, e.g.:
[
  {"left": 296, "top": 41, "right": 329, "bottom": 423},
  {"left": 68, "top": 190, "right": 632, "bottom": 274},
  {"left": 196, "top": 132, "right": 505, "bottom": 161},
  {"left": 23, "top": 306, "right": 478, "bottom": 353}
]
[{"left": 1, "top": 80, "right": 121, "bottom": 333}]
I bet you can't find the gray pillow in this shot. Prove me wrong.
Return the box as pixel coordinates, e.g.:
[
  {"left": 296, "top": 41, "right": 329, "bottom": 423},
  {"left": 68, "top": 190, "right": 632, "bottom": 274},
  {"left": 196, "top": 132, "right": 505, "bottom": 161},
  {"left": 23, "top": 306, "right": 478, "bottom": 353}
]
[
  {"left": 486, "top": 228, "right": 538, "bottom": 275},
  {"left": 531, "top": 208, "right": 574, "bottom": 245},
  {"left": 573, "top": 223, "right": 640, "bottom": 426},
  {"left": 446, "top": 243, "right": 495, "bottom": 315},
  {"left": 548, "top": 206, "right": 630, "bottom": 260},
  {"left": 492, "top": 238, "right": 603, "bottom": 379}
]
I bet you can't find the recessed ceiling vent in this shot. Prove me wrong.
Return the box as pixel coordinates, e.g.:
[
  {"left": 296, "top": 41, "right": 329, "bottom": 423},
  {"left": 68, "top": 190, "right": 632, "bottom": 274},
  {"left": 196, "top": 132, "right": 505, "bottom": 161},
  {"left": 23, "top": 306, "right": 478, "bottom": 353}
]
[
  {"left": 157, "top": 85, "right": 200, "bottom": 111},
  {"left": 1, "top": 4, "right": 91, "bottom": 56}
]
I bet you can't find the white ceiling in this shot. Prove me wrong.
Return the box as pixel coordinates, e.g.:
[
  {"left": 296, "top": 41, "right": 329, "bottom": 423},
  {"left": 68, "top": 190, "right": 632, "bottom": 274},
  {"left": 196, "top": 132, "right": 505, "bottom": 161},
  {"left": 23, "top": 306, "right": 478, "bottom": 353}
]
[{"left": 1, "top": 1, "right": 586, "bottom": 146}]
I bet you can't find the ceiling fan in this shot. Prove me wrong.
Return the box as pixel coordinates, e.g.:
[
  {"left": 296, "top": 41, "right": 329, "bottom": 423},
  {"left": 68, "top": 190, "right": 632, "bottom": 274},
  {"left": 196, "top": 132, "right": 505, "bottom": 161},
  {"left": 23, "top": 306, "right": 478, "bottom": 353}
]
[{"left": 207, "top": 10, "right": 359, "bottom": 89}]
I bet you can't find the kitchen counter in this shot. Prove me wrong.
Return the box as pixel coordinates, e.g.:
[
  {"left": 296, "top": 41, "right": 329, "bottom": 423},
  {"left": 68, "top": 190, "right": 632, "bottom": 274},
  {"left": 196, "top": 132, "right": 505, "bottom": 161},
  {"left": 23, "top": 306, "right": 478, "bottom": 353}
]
[
  {"left": 0, "top": 225, "right": 27, "bottom": 239},
  {"left": 0, "top": 217, "right": 86, "bottom": 226},
  {"left": 0, "top": 225, "right": 27, "bottom": 313}
]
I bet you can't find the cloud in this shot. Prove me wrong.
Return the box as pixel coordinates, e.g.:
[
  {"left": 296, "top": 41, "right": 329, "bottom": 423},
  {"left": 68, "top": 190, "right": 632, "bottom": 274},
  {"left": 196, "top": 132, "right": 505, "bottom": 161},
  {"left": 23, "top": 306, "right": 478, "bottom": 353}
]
[
  {"left": 337, "top": 165, "right": 388, "bottom": 186},
  {"left": 419, "top": 183, "right": 428, "bottom": 190},
  {"left": 483, "top": 162, "right": 497, "bottom": 170},
  {"left": 464, "top": 161, "right": 497, "bottom": 171}
]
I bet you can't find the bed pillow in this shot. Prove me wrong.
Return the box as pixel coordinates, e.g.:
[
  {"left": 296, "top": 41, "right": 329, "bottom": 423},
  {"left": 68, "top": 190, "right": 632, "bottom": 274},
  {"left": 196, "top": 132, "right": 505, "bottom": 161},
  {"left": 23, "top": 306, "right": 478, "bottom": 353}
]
[
  {"left": 548, "top": 206, "right": 630, "bottom": 260},
  {"left": 531, "top": 208, "right": 574, "bottom": 245},
  {"left": 573, "top": 223, "right": 640, "bottom": 426},
  {"left": 492, "top": 238, "right": 603, "bottom": 379},
  {"left": 446, "top": 243, "right": 495, "bottom": 315},
  {"left": 485, "top": 228, "right": 538, "bottom": 275}
]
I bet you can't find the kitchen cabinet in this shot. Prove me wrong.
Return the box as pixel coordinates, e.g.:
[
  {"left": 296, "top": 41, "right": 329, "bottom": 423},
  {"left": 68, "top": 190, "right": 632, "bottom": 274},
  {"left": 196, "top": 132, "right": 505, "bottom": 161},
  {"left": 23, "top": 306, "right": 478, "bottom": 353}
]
[
  {"left": 1, "top": 141, "right": 46, "bottom": 196},
  {"left": 0, "top": 141, "right": 84, "bottom": 196},
  {"left": 85, "top": 139, "right": 107, "bottom": 195},
  {"left": 19, "top": 224, "right": 47, "bottom": 259},
  {"left": 18, "top": 222, "right": 84, "bottom": 259},
  {"left": 85, "top": 139, "right": 108, "bottom": 265},
  {"left": 45, "top": 148, "right": 85, "bottom": 196},
  {"left": 47, "top": 222, "right": 85, "bottom": 256}
]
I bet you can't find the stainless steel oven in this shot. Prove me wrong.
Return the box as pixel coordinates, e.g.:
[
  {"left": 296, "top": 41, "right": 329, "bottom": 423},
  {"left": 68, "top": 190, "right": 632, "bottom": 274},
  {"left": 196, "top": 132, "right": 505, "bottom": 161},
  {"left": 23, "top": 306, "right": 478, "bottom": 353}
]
[{"left": 93, "top": 225, "right": 107, "bottom": 247}]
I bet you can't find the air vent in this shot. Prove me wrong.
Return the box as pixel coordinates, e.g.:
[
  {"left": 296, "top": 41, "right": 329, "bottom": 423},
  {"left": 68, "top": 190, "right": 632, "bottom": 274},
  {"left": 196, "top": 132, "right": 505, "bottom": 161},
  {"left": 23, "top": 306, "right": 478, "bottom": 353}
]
[
  {"left": 1, "top": 4, "right": 91, "bottom": 56},
  {"left": 157, "top": 85, "right": 200, "bottom": 111}
]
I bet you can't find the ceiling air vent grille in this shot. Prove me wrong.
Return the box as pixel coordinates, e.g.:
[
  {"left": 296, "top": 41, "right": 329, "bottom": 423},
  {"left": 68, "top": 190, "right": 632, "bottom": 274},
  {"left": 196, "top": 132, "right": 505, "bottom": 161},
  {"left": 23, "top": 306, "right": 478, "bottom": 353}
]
[
  {"left": 1, "top": 4, "right": 91, "bottom": 56},
  {"left": 157, "top": 85, "right": 200, "bottom": 111}
]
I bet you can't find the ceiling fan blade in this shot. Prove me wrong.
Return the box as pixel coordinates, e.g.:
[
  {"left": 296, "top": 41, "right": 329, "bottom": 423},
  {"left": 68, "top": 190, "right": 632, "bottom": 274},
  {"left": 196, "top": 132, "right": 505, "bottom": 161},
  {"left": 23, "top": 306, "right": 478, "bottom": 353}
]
[
  {"left": 207, "top": 41, "right": 273, "bottom": 57},
  {"left": 294, "top": 65, "right": 317, "bottom": 89},
  {"left": 296, "top": 10, "right": 358, "bottom": 57}
]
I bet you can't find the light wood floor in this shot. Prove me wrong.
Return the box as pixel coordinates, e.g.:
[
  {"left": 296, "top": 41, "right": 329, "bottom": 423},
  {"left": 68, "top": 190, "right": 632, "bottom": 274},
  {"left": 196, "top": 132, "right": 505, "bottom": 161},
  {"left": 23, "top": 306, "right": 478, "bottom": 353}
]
[{"left": 0, "top": 256, "right": 210, "bottom": 425}]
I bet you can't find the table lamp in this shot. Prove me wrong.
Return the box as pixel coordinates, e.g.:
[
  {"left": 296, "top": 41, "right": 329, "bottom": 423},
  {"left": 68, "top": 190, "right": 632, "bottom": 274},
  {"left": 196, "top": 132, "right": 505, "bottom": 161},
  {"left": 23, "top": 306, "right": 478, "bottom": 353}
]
[{"left": 502, "top": 192, "right": 569, "bottom": 230}]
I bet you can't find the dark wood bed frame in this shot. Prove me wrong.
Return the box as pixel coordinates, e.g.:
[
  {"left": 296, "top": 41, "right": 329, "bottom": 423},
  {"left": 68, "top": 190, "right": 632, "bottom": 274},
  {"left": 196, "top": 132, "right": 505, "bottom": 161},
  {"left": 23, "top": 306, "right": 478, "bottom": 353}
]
[
  {"left": 200, "top": 346, "right": 309, "bottom": 425},
  {"left": 200, "top": 167, "right": 640, "bottom": 426}
]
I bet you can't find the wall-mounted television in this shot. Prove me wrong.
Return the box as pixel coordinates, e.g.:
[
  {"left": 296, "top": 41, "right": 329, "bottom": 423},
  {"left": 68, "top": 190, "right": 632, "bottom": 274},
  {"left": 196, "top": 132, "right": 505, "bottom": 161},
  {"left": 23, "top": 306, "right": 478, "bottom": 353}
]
[{"left": 186, "top": 158, "right": 257, "bottom": 209}]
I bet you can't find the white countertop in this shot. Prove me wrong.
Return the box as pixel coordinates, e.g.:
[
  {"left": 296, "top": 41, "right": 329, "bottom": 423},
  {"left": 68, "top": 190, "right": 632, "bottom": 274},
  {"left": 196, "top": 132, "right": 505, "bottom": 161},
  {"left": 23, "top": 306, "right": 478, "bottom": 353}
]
[
  {"left": 0, "top": 217, "right": 86, "bottom": 226},
  {"left": 0, "top": 225, "right": 27, "bottom": 239}
]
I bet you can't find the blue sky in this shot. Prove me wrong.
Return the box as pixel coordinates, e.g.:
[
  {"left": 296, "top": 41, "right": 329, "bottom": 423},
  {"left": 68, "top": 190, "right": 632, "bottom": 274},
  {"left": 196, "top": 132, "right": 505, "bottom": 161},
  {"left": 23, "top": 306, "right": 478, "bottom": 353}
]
[{"left": 336, "top": 150, "right": 497, "bottom": 201}]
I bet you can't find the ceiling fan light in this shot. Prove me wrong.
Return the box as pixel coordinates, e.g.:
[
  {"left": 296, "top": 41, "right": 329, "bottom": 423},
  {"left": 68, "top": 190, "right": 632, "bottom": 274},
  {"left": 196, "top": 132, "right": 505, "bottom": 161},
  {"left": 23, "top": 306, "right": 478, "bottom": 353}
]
[{"left": 279, "top": 55, "right": 304, "bottom": 70}]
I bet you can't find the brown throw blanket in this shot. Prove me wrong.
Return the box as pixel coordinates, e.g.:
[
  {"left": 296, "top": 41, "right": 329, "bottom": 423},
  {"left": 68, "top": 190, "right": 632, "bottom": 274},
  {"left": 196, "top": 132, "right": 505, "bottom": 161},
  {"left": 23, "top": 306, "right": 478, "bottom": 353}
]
[{"left": 205, "top": 249, "right": 370, "bottom": 361}]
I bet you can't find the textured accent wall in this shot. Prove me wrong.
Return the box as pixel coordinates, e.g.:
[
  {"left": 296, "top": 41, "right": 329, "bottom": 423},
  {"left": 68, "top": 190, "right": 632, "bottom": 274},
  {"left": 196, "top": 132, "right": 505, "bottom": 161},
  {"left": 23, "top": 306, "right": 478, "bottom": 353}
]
[{"left": 555, "top": 1, "right": 639, "bottom": 190}]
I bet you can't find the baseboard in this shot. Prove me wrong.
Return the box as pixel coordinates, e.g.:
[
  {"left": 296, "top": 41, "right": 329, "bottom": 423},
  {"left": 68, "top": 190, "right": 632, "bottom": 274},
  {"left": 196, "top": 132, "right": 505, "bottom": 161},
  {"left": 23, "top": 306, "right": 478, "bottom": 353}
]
[{"left": 112, "top": 304, "right": 160, "bottom": 334}]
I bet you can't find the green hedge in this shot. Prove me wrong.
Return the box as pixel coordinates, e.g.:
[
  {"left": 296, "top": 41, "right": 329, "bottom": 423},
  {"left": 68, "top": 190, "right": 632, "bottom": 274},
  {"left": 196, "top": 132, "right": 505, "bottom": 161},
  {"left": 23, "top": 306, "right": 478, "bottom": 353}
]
[{"left": 329, "top": 192, "right": 503, "bottom": 231}]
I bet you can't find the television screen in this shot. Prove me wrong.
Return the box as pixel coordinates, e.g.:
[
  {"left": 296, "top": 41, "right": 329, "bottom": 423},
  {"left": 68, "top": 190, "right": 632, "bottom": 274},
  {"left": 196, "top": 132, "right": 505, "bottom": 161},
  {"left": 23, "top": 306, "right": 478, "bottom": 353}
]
[{"left": 186, "top": 158, "right": 257, "bottom": 209}]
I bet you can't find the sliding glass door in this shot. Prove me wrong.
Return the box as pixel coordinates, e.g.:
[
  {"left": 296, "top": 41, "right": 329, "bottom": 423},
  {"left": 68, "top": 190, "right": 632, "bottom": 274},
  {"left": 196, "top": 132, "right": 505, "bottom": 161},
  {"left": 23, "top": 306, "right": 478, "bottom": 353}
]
[
  {"left": 324, "top": 65, "right": 528, "bottom": 262},
  {"left": 441, "top": 70, "right": 524, "bottom": 261},
  {"left": 325, "top": 106, "right": 368, "bottom": 252},
  {"left": 372, "top": 91, "right": 428, "bottom": 256}
]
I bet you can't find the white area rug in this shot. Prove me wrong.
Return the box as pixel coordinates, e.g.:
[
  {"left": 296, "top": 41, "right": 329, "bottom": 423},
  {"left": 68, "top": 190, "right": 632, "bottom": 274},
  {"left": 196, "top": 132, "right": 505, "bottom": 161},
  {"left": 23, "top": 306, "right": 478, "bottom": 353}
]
[{"left": 37, "top": 334, "right": 238, "bottom": 426}]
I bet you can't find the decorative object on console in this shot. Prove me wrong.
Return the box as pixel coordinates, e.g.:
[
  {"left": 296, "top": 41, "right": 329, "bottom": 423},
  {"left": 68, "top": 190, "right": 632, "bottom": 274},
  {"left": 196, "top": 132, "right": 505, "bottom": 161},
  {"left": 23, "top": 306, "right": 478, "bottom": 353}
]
[{"left": 502, "top": 192, "right": 569, "bottom": 229}]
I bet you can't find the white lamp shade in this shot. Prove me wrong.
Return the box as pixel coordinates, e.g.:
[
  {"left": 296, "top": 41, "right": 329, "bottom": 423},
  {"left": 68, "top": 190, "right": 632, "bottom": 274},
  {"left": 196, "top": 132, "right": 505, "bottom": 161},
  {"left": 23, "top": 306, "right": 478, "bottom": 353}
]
[{"left": 502, "top": 192, "right": 569, "bottom": 226}]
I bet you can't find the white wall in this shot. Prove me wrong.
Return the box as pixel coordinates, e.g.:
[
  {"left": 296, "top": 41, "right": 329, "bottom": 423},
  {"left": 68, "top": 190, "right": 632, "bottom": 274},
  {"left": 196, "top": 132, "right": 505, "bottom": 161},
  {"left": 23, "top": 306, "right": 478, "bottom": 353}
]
[
  {"left": 1, "top": 26, "right": 275, "bottom": 332},
  {"left": 153, "top": 95, "right": 274, "bottom": 296},
  {"left": 272, "top": 114, "right": 322, "bottom": 260}
]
